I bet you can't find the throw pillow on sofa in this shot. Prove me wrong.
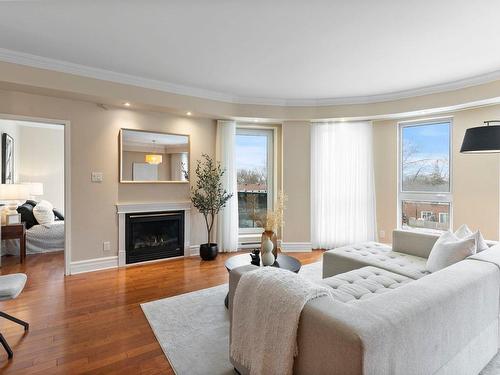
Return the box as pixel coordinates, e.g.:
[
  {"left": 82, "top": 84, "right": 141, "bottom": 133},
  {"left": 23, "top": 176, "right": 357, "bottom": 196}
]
[
  {"left": 33, "top": 200, "right": 55, "bottom": 226},
  {"left": 454, "top": 224, "right": 488, "bottom": 252},
  {"left": 426, "top": 231, "right": 476, "bottom": 272}
]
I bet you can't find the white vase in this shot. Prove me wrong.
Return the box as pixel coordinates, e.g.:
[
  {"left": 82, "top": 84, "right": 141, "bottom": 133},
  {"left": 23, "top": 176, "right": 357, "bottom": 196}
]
[{"left": 261, "top": 238, "right": 275, "bottom": 266}]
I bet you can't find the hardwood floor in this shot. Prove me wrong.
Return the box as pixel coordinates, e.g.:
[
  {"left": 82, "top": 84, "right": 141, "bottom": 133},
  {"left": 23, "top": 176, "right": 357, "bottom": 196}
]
[{"left": 0, "top": 250, "right": 323, "bottom": 374}]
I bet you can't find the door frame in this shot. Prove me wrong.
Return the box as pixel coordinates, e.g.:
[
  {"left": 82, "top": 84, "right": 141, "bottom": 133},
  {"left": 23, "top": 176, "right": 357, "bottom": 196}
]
[{"left": 0, "top": 113, "right": 71, "bottom": 275}]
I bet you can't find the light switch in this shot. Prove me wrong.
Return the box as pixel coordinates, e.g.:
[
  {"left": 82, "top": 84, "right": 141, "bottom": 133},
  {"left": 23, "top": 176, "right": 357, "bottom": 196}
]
[{"left": 91, "top": 172, "right": 104, "bottom": 182}]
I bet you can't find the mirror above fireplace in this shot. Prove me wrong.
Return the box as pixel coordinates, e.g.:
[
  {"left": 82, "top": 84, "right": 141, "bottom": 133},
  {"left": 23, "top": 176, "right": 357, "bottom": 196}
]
[{"left": 120, "top": 129, "right": 190, "bottom": 183}]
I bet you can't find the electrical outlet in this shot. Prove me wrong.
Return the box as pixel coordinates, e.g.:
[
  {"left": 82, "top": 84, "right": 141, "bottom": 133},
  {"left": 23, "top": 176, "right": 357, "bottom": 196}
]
[
  {"left": 91, "top": 172, "right": 104, "bottom": 183},
  {"left": 103, "top": 241, "right": 111, "bottom": 252},
  {"left": 379, "top": 230, "right": 386, "bottom": 239}
]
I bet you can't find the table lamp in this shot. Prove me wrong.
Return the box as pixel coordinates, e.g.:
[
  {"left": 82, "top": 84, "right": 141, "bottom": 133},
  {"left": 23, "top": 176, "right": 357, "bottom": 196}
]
[{"left": 0, "top": 184, "right": 30, "bottom": 224}]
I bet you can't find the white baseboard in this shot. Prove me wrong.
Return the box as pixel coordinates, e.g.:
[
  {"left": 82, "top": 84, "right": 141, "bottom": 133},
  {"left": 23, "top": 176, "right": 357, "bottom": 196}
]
[
  {"left": 70, "top": 256, "right": 118, "bottom": 275},
  {"left": 189, "top": 245, "right": 200, "bottom": 256},
  {"left": 280, "top": 242, "right": 312, "bottom": 252}
]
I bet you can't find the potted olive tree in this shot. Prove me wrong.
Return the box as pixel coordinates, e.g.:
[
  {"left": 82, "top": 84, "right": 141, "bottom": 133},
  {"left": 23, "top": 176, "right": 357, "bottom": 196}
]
[{"left": 190, "top": 154, "right": 233, "bottom": 260}]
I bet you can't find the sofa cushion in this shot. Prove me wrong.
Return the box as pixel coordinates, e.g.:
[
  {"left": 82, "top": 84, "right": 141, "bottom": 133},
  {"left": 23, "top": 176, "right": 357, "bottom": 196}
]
[
  {"left": 426, "top": 231, "right": 476, "bottom": 272},
  {"left": 455, "top": 224, "right": 489, "bottom": 253},
  {"left": 323, "top": 242, "right": 430, "bottom": 280},
  {"left": 319, "top": 266, "right": 413, "bottom": 304}
]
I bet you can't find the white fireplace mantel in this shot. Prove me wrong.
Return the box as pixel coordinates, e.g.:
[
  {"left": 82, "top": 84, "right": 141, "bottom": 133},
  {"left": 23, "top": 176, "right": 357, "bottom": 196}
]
[{"left": 116, "top": 201, "right": 191, "bottom": 267}]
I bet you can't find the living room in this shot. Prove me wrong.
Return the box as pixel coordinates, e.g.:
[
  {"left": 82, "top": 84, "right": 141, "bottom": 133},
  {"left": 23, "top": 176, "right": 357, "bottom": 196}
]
[{"left": 0, "top": 1, "right": 500, "bottom": 374}]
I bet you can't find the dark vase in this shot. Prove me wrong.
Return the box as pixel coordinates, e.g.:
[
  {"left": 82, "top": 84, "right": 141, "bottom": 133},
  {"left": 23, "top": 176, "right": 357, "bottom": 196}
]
[{"left": 200, "top": 243, "right": 218, "bottom": 260}]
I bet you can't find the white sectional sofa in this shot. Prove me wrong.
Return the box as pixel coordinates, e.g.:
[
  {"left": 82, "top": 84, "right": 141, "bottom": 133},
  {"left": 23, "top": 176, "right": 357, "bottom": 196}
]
[
  {"left": 323, "top": 229, "right": 496, "bottom": 279},
  {"left": 229, "top": 230, "right": 500, "bottom": 375}
]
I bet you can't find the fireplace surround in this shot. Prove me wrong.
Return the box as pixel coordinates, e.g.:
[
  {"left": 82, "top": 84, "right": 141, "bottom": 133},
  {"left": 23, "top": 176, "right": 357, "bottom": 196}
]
[{"left": 117, "top": 202, "right": 191, "bottom": 266}]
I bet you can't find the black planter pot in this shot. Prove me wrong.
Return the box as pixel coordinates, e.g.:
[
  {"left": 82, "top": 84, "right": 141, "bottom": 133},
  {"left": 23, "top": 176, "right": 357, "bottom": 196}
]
[{"left": 200, "top": 243, "right": 218, "bottom": 260}]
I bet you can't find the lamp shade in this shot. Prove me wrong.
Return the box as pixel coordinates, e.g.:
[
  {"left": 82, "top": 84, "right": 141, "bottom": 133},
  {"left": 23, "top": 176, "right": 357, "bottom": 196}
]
[
  {"left": 0, "top": 184, "right": 30, "bottom": 200},
  {"left": 145, "top": 154, "right": 162, "bottom": 165},
  {"left": 460, "top": 124, "right": 500, "bottom": 153}
]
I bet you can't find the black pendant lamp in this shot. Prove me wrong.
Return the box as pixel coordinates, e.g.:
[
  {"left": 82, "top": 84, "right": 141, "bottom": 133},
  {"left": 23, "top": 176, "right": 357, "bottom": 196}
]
[{"left": 460, "top": 120, "right": 500, "bottom": 153}]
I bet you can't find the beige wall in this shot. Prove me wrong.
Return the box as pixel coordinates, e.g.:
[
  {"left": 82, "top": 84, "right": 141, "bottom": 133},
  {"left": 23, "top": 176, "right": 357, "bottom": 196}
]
[
  {"left": 0, "top": 88, "right": 216, "bottom": 262},
  {"left": 282, "top": 121, "right": 311, "bottom": 243},
  {"left": 2, "top": 69, "right": 500, "bottom": 262},
  {"left": 374, "top": 105, "right": 500, "bottom": 242}
]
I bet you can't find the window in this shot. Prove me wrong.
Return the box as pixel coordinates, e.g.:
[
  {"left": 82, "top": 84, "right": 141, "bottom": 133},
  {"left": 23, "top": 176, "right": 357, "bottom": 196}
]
[
  {"left": 235, "top": 127, "right": 274, "bottom": 233},
  {"left": 439, "top": 212, "right": 449, "bottom": 224},
  {"left": 420, "top": 211, "right": 433, "bottom": 220},
  {"left": 399, "top": 120, "right": 452, "bottom": 231}
]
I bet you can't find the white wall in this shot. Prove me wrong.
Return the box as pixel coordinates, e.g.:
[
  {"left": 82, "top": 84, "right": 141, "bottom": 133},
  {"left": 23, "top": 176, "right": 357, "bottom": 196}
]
[
  {"left": 18, "top": 124, "right": 65, "bottom": 212},
  {"left": 0, "top": 120, "right": 65, "bottom": 212}
]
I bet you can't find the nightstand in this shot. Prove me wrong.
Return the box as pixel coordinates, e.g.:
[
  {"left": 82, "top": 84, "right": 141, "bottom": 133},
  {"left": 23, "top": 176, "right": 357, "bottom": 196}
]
[{"left": 1, "top": 223, "right": 26, "bottom": 263}]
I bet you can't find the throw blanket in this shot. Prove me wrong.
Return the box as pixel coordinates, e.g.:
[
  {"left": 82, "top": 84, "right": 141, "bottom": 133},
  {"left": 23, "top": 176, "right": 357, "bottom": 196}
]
[{"left": 230, "top": 267, "right": 331, "bottom": 375}]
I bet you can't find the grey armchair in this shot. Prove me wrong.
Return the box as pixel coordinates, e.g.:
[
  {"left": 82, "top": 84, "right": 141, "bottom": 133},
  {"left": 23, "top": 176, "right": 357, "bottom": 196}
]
[{"left": 0, "top": 273, "right": 29, "bottom": 359}]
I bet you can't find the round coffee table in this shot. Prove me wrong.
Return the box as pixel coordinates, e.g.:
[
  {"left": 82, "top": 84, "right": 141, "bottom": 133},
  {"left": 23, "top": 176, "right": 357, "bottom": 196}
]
[{"left": 224, "top": 253, "right": 302, "bottom": 308}]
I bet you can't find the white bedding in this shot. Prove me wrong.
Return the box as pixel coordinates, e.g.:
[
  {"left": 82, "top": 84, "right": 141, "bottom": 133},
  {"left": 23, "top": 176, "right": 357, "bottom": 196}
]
[{"left": 1, "top": 221, "right": 64, "bottom": 255}]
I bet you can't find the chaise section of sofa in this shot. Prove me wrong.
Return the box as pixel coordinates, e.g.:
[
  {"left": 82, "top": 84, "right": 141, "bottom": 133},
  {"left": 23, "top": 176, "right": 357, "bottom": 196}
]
[
  {"left": 322, "top": 241, "right": 431, "bottom": 280},
  {"left": 323, "top": 230, "right": 455, "bottom": 280}
]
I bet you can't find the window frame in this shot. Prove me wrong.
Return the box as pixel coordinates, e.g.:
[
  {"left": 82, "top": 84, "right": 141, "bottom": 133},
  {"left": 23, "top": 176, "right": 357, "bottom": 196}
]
[
  {"left": 397, "top": 117, "right": 453, "bottom": 232},
  {"left": 439, "top": 212, "right": 449, "bottom": 224},
  {"left": 235, "top": 125, "right": 277, "bottom": 236},
  {"left": 420, "top": 211, "right": 433, "bottom": 220}
]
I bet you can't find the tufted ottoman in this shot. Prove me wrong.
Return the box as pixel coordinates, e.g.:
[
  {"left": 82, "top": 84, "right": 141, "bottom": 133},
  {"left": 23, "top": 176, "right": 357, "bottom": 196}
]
[
  {"left": 323, "top": 241, "right": 430, "bottom": 280},
  {"left": 319, "top": 266, "right": 413, "bottom": 303}
]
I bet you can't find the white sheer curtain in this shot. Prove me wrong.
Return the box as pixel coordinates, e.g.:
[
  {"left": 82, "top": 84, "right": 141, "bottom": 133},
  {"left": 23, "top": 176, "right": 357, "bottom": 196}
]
[
  {"left": 216, "top": 120, "right": 239, "bottom": 252},
  {"left": 311, "top": 121, "right": 377, "bottom": 249}
]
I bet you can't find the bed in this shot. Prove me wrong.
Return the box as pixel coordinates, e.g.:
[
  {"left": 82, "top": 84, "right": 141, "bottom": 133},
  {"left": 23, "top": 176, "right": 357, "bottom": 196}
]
[
  {"left": 2, "top": 200, "right": 65, "bottom": 256},
  {"left": 2, "top": 221, "right": 65, "bottom": 255}
]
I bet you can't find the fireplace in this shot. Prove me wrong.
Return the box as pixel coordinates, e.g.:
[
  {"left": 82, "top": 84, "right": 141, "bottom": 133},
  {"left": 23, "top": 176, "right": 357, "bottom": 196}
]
[{"left": 125, "top": 211, "right": 184, "bottom": 264}]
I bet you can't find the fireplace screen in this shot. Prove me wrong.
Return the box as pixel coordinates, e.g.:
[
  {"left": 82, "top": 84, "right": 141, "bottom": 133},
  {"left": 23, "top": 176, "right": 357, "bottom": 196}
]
[{"left": 126, "top": 211, "right": 184, "bottom": 264}]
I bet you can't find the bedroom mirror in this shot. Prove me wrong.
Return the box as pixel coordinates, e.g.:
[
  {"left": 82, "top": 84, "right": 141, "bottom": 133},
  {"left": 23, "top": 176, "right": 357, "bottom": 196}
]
[{"left": 120, "top": 129, "right": 190, "bottom": 183}]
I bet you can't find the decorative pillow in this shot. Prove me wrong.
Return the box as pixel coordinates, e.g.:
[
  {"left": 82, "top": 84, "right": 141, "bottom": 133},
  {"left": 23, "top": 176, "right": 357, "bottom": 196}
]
[
  {"left": 426, "top": 231, "right": 476, "bottom": 272},
  {"left": 53, "top": 209, "right": 64, "bottom": 221},
  {"left": 25, "top": 200, "right": 38, "bottom": 207},
  {"left": 17, "top": 202, "right": 39, "bottom": 229},
  {"left": 33, "top": 200, "right": 55, "bottom": 226},
  {"left": 454, "top": 224, "right": 489, "bottom": 253}
]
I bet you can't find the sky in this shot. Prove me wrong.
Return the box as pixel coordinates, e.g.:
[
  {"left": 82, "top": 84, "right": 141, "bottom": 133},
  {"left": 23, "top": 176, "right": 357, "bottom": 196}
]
[
  {"left": 235, "top": 134, "right": 267, "bottom": 172},
  {"left": 402, "top": 122, "right": 450, "bottom": 159},
  {"left": 402, "top": 121, "right": 450, "bottom": 183}
]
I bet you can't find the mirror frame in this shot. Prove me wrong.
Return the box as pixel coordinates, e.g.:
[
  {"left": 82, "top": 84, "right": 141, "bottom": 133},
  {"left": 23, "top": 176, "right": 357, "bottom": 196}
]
[{"left": 119, "top": 128, "right": 190, "bottom": 184}]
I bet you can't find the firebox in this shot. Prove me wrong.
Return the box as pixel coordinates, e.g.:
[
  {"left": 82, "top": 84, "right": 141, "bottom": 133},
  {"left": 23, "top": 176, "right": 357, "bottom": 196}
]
[{"left": 125, "top": 211, "right": 184, "bottom": 264}]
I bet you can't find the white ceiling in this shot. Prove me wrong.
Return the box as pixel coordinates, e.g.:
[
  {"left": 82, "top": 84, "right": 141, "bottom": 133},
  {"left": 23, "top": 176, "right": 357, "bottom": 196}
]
[{"left": 1, "top": 1, "right": 500, "bottom": 105}]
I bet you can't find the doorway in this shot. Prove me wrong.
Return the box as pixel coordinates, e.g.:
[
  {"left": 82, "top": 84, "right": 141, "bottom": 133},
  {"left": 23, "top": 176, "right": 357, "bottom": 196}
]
[{"left": 0, "top": 114, "right": 71, "bottom": 275}]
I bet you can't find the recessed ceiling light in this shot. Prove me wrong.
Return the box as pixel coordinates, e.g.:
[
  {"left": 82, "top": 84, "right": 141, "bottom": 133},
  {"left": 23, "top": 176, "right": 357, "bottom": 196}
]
[
  {"left": 124, "top": 102, "right": 131, "bottom": 107},
  {"left": 186, "top": 111, "right": 192, "bottom": 116},
  {"left": 253, "top": 119, "right": 259, "bottom": 122}
]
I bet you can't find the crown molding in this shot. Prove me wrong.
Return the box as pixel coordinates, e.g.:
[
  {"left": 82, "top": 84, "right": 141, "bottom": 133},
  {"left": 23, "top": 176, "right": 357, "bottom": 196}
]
[{"left": 1, "top": 47, "right": 500, "bottom": 107}]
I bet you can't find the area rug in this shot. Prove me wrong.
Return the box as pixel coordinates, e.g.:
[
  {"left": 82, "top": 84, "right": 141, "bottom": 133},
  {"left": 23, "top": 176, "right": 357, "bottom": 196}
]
[
  {"left": 141, "top": 261, "right": 500, "bottom": 375},
  {"left": 141, "top": 261, "right": 322, "bottom": 374}
]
